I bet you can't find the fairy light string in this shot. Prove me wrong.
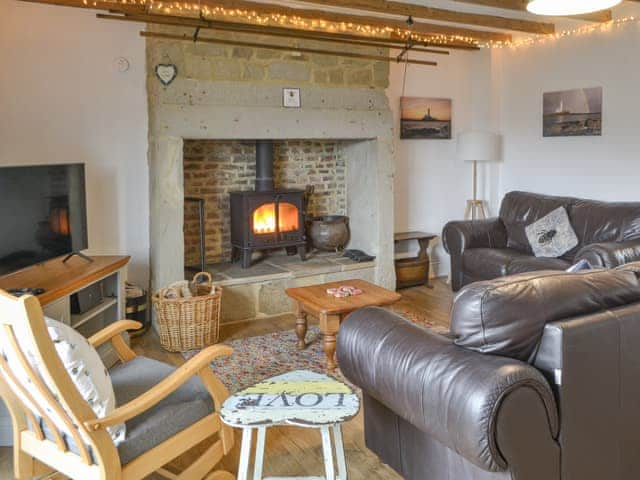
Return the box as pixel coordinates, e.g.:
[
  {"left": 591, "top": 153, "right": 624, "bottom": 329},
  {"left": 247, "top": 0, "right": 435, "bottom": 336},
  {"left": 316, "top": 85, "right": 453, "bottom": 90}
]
[
  {"left": 487, "top": 14, "right": 639, "bottom": 49},
  {"left": 83, "top": 0, "right": 479, "bottom": 47},
  {"left": 83, "top": 0, "right": 640, "bottom": 50}
]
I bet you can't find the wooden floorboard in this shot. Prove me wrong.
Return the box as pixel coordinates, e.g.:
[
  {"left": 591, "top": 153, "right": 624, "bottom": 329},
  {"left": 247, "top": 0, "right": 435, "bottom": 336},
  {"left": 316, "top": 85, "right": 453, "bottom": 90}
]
[{"left": 0, "top": 279, "right": 453, "bottom": 479}]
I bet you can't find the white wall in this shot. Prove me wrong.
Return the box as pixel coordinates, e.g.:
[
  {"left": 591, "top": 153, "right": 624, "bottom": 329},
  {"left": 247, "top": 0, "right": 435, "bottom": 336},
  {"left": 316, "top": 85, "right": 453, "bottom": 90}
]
[
  {"left": 390, "top": 17, "right": 640, "bottom": 276},
  {"left": 492, "top": 20, "right": 640, "bottom": 202},
  {"left": 388, "top": 49, "right": 495, "bottom": 275},
  {"left": 0, "top": 2, "right": 149, "bottom": 285}
]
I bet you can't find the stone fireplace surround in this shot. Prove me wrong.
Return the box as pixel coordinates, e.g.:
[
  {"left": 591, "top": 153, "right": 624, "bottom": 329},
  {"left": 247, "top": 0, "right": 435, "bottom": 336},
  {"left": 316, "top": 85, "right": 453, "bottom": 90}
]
[{"left": 147, "top": 31, "right": 395, "bottom": 324}]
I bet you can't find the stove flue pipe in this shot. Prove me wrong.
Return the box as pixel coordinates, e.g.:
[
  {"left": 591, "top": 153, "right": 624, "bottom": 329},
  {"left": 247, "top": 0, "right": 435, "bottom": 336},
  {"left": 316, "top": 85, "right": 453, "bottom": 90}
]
[{"left": 255, "top": 140, "right": 275, "bottom": 192}]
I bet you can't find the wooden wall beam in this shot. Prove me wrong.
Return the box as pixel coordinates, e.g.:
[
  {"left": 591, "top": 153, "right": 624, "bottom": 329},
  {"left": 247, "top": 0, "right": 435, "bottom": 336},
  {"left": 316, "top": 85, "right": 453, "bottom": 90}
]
[
  {"left": 199, "top": 0, "right": 511, "bottom": 42},
  {"left": 297, "top": 0, "right": 555, "bottom": 34},
  {"left": 451, "top": 0, "right": 613, "bottom": 23},
  {"left": 140, "top": 31, "right": 439, "bottom": 66}
]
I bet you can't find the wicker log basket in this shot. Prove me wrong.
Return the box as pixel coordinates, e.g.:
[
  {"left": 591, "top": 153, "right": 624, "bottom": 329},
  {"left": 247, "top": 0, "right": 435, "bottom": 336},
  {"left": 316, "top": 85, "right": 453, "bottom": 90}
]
[{"left": 152, "top": 272, "right": 222, "bottom": 352}]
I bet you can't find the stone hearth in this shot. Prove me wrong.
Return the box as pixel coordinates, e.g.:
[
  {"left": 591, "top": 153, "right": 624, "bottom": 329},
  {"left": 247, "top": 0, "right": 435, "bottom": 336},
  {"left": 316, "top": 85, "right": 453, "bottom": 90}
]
[
  {"left": 146, "top": 27, "right": 395, "bottom": 324},
  {"left": 187, "top": 251, "right": 375, "bottom": 323}
]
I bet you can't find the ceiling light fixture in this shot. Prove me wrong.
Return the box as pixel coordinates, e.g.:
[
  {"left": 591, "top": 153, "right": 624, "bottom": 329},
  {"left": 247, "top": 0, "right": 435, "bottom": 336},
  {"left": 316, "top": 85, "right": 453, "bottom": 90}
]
[{"left": 526, "top": 0, "right": 622, "bottom": 16}]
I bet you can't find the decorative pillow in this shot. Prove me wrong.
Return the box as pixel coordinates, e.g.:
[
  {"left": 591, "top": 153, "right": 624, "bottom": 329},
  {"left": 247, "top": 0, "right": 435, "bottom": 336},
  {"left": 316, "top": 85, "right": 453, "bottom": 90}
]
[
  {"left": 566, "top": 259, "right": 592, "bottom": 273},
  {"left": 45, "top": 318, "right": 126, "bottom": 444},
  {"left": 1, "top": 317, "right": 126, "bottom": 445},
  {"left": 525, "top": 206, "right": 578, "bottom": 258}
]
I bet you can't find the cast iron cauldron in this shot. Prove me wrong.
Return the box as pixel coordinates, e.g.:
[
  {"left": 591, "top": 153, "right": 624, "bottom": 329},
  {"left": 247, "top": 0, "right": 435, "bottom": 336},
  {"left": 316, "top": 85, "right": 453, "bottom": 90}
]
[{"left": 307, "top": 215, "right": 350, "bottom": 251}]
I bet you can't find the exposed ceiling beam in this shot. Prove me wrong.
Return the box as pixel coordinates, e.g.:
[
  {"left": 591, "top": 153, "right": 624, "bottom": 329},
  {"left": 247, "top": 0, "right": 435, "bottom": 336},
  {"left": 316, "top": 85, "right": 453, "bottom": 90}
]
[
  {"left": 297, "top": 0, "right": 554, "bottom": 34},
  {"left": 202, "top": 0, "right": 511, "bottom": 42},
  {"left": 18, "top": 0, "right": 145, "bottom": 14},
  {"left": 97, "top": 13, "right": 458, "bottom": 53},
  {"left": 451, "top": 0, "right": 613, "bottom": 23},
  {"left": 19, "top": 0, "right": 511, "bottom": 43}
]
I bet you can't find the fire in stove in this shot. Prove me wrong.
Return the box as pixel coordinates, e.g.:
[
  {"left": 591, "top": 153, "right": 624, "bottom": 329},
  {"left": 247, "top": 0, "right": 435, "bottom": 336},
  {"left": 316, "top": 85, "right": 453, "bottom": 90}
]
[
  {"left": 229, "top": 140, "right": 308, "bottom": 268},
  {"left": 253, "top": 202, "right": 300, "bottom": 234}
]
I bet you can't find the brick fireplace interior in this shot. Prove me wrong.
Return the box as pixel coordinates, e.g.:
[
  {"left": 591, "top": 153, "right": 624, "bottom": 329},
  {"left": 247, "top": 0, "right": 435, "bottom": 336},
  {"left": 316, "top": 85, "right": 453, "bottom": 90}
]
[
  {"left": 183, "top": 139, "right": 347, "bottom": 269},
  {"left": 174, "top": 136, "right": 392, "bottom": 323}
]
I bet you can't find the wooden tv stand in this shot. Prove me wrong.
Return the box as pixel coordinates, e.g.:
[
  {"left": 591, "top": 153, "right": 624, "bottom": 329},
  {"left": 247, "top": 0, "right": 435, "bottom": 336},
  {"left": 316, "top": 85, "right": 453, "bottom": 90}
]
[
  {"left": 0, "top": 255, "right": 129, "bottom": 302},
  {"left": 0, "top": 255, "right": 130, "bottom": 446}
]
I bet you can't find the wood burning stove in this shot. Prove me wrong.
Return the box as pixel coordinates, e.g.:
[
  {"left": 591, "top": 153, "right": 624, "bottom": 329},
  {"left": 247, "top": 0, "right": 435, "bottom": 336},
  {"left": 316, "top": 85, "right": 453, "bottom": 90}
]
[{"left": 230, "top": 141, "right": 307, "bottom": 268}]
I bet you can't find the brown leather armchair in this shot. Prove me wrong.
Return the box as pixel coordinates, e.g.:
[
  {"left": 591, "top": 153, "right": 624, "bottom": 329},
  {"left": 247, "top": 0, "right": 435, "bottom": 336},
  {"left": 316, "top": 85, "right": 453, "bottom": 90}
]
[
  {"left": 337, "top": 264, "right": 640, "bottom": 480},
  {"left": 443, "top": 191, "right": 640, "bottom": 291}
]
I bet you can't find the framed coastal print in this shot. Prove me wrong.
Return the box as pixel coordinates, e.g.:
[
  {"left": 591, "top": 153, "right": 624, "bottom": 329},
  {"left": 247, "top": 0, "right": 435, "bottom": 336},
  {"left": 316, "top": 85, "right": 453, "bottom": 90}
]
[
  {"left": 400, "top": 97, "right": 452, "bottom": 140},
  {"left": 543, "top": 87, "right": 602, "bottom": 137}
]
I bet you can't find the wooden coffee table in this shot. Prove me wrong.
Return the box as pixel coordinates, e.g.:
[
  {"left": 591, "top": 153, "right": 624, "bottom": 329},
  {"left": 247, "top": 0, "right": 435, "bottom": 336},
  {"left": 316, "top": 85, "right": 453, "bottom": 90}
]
[{"left": 286, "top": 279, "right": 401, "bottom": 370}]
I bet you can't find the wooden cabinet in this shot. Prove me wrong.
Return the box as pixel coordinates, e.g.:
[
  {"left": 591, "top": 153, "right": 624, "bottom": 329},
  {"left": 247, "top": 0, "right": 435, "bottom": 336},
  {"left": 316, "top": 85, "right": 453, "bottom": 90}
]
[
  {"left": 0, "top": 255, "right": 130, "bottom": 446},
  {"left": 42, "top": 297, "right": 71, "bottom": 325},
  {"left": 394, "top": 232, "right": 437, "bottom": 289}
]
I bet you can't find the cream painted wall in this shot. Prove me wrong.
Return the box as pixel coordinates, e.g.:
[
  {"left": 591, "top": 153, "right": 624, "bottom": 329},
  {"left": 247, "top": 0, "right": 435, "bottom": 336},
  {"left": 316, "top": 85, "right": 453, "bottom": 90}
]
[
  {"left": 390, "top": 16, "right": 640, "bottom": 277},
  {"left": 492, "top": 20, "right": 640, "bottom": 203},
  {"left": 0, "top": 2, "right": 149, "bottom": 285},
  {"left": 388, "top": 49, "right": 496, "bottom": 275},
  {"left": 0, "top": 1, "right": 148, "bottom": 446}
]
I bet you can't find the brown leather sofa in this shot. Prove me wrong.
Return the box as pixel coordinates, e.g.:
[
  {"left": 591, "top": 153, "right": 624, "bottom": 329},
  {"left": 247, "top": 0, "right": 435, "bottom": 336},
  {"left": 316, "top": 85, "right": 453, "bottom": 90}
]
[
  {"left": 337, "top": 264, "right": 640, "bottom": 480},
  {"left": 443, "top": 191, "right": 640, "bottom": 291}
]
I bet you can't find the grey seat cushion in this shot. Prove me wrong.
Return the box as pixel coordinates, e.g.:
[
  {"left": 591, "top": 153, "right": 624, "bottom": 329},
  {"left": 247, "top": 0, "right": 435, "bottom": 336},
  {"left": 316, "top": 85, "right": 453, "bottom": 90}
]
[
  {"left": 110, "top": 356, "right": 215, "bottom": 465},
  {"left": 507, "top": 256, "right": 570, "bottom": 275},
  {"left": 34, "top": 356, "right": 214, "bottom": 466}
]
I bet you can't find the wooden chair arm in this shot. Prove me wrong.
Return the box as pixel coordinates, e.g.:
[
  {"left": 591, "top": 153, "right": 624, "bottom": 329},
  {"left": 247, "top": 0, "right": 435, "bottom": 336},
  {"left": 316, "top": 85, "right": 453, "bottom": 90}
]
[
  {"left": 89, "top": 320, "right": 142, "bottom": 363},
  {"left": 84, "top": 344, "right": 233, "bottom": 432},
  {"left": 89, "top": 320, "right": 143, "bottom": 348}
]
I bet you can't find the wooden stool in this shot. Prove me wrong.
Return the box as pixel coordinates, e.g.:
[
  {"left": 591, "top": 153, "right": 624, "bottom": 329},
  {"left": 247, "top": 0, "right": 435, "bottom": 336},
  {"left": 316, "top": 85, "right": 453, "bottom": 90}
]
[{"left": 221, "top": 370, "right": 360, "bottom": 480}]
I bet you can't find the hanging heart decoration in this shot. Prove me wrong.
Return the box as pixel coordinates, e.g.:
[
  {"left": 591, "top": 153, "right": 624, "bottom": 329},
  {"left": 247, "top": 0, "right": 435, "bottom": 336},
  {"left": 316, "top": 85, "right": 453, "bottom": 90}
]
[{"left": 155, "top": 64, "right": 178, "bottom": 86}]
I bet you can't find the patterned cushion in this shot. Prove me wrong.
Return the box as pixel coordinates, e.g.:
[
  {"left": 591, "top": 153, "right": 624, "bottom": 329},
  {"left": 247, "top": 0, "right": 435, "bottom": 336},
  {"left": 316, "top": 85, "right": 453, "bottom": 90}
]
[
  {"left": 525, "top": 207, "right": 578, "bottom": 258},
  {"left": 566, "top": 259, "right": 593, "bottom": 272},
  {"left": 45, "top": 319, "right": 126, "bottom": 444},
  {"left": 0, "top": 317, "right": 125, "bottom": 446}
]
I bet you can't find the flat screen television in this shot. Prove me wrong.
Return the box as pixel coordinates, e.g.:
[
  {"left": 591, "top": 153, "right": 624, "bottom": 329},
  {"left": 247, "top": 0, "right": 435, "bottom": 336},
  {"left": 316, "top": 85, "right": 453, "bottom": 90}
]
[{"left": 0, "top": 164, "right": 88, "bottom": 276}]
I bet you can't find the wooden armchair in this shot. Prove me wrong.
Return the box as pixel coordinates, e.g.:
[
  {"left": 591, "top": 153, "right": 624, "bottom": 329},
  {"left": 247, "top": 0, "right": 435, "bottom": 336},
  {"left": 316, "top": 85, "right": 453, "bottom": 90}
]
[{"left": 0, "top": 290, "right": 235, "bottom": 480}]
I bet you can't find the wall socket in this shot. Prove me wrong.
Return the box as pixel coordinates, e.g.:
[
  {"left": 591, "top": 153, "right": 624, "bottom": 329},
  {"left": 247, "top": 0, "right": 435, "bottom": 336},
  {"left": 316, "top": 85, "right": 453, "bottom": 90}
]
[{"left": 283, "top": 88, "right": 301, "bottom": 108}]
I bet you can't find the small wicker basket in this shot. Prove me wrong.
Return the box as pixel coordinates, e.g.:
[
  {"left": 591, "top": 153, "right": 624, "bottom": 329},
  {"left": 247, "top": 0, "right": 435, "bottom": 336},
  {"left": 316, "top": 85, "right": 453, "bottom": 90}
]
[{"left": 152, "top": 272, "right": 222, "bottom": 352}]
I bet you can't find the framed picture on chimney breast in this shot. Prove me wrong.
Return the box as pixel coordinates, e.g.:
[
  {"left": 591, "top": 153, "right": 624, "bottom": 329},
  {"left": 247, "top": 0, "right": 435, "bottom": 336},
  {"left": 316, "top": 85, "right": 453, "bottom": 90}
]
[{"left": 400, "top": 97, "right": 452, "bottom": 140}]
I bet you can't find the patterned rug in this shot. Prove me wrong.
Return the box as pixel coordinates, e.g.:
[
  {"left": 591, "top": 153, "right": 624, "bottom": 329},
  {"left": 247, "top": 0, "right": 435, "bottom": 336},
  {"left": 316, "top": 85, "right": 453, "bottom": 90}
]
[{"left": 184, "top": 306, "right": 450, "bottom": 394}]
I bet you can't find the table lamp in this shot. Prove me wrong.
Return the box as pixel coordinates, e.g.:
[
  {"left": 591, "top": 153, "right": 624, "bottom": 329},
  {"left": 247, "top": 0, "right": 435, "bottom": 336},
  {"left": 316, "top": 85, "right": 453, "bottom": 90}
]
[{"left": 457, "top": 131, "right": 501, "bottom": 220}]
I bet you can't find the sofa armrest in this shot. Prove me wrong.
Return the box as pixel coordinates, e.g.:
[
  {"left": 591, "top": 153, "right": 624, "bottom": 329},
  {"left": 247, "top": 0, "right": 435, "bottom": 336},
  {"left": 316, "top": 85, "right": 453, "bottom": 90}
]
[
  {"left": 443, "top": 218, "right": 508, "bottom": 291},
  {"left": 575, "top": 239, "right": 640, "bottom": 269},
  {"left": 442, "top": 218, "right": 507, "bottom": 256},
  {"left": 337, "top": 307, "right": 559, "bottom": 472}
]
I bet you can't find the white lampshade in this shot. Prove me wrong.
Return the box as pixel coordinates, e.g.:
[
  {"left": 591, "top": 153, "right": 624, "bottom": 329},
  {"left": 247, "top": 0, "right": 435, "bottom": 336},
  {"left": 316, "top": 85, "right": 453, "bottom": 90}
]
[
  {"left": 457, "top": 131, "right": 501, "bottom": 163},
  {"left": 526, "top": 0, "right": 622, "bottom": 16}
]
